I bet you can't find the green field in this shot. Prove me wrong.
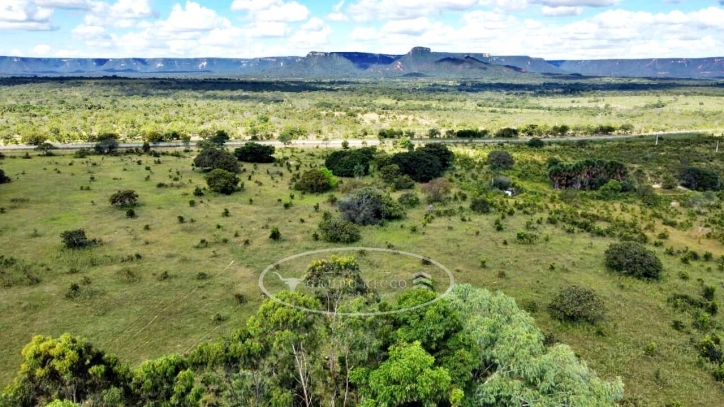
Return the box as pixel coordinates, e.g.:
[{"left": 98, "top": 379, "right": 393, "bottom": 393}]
[{"left": 1, "top": 133, "right": 723, "bottom": 405}]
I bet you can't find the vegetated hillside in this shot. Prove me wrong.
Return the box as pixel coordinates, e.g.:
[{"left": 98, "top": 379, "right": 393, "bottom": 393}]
[{"left": 551, "top": 58, "right": 724, "bottom": 79}]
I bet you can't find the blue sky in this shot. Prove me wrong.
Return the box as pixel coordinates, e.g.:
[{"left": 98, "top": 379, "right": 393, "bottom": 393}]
[{"left": 1, "top": 0, "right": 723, "bottom": 59}]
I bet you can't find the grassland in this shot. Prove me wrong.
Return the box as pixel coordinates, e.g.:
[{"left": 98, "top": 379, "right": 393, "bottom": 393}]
[
  {"left": 1, "top": 77, "right": 723, "bottom": 145},
  {"left": 1, "top": 134, "right": 723, "bottom": 406}
]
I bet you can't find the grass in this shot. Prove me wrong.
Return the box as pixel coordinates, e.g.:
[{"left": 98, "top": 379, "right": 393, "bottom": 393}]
[{"left": 0, "top": 137, "right": 723, "bottom": 406}]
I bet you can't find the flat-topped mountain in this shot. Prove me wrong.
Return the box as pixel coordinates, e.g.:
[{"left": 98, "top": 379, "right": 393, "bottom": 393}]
[{"left": 0, "top": 47, "right": 722, "bottom": 79}]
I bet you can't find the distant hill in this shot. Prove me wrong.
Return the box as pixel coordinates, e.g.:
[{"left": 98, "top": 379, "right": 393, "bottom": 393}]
[{"left": 0, "top": 47, "right": 721, "bottom": 79}]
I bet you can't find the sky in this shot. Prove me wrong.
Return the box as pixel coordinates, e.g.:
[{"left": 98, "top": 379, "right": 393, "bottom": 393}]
[{"left": 0, "top": 0, "right": 723, "bottom": 59}]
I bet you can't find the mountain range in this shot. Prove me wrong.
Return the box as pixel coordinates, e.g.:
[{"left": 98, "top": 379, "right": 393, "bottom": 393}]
[{"left": 1, "top": 47, "right": 722, "bottom": 79}]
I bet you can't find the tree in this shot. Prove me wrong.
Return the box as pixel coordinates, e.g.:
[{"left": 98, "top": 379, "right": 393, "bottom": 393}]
[
  {"left": 22, "top": 133, "right": 46, "bottom": 146},
  {"left": 527, "top": 138, "right": 545, "bottom": 148},
  {"left": 296, "top": 169, "right": 333, "bottom": 193},
  {"left": 338, "top": 188, "right": 405, "bottom": 225},
  {"left": 389, "top": 150, "right": 443, "bottom": 183},
  {"left": 1, "top": 334, "right": 131, "bottom": 407},
  {"left": 420, "top": 178, "right": 452, "bottom": 203},
  {"left": 487, "top": 150, "right": 514, "bottom": 170},
  {"left": 548, "top": 285, "right": 606, "bottom": 324},
  {"left": 234, "top": 142, "right": 275, "bottom": 163},
  {"left": 36, "top": 142, "right": 56, "bottom": 156},
  {"left": 418, "top": 144, "right": 454, "bottom": 170},
  {"left": 60, "top": 229, "right": 96, "bottom": 249},
  {"left": 109, "top": 190, "right": 139, "bottom": 207},
  {"left": 94, "top": 134, "right": 119, "bottom": 155},
  {"left": 680, "top": 167, "right": 721, "bottom": 191},
  {"left": 352, "top": 341, "right": 452, "bottom": 407},
  {"left": 605, "top": 242, "right": 663, "bottom": 279},
  {"left": 209, "top": 129, "right": 230, "bottom": 146},
  {"left": 324, "top": 148, "right": 376, "bottom": 177},
  {"left": 0, "top": 168, "right": 10, "bottom": 184},
  {"left": 470, "top": 197, "right": 492, "bottom": 213},
  {"left": 193, "top": 148, "right": 239, "bottom": 173},
  {"left": 131, "top": 354, "right": 195, "bottom": 407},
  {"left": 428, "top": 128, "right": 441, "bottom": 138},
  {"left": 205, "top": 169, "right": 239, "bottom": 195},
  {"left": 318, "top": 218, "right": 361, "bottom": 243}
]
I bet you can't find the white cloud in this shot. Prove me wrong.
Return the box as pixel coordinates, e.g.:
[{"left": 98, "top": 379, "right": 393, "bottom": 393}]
[
  {"left": 327, "top": 0, "right": 349, "bottom": 21},
  {"left": 347, "top": 0, "right": 479, "bottom": 21},
  {"left": 230, "top": 0, "right": 279, "bottom": 11},
  {"left": 381, "top": 17, "right": 435, "bottom": 35},
  {"left": 32, "top": 43, "right": 52, "bottom": 55},
  {"left": 245, "top": 21, "right": 289, "bottom": 37},
  {"left": 255, "top": 2, "right": 309, "bottom": 22},
  {"left": 0, "top": 0, "right": 54, "bottom": 30},
  {"left": 541, "top": 5, "right": 583, "bottom": 16},
  {"left": 531, "top": 0, "right": 617, "bottom": 6},
  {"left": 35, "top": 0, "right": 93, "bottom": 8},
  {"left": 162, "top": 1, "right": 229, "bottom": 32}
]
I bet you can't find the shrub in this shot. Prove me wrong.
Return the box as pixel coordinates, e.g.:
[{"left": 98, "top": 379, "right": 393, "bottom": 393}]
[
  {"left": 318, "top": 218, "right": 361, "bottom": 243},
  {"left": 234, "top": 142, "right": 275, "bottom": 163},
  {"left": 470, "top": 197, "right": 492, "bottom": 214},
  {"left": 296, "top": 168, "right": 334, "bottom": 193},
  {"left": 680, "top": 167, "right": 721, "bottom": 191},
  {"left": 398, "top": 192, "right": 421, "bottom": 208},
  {"left": 126, "top": 208, "right": 136, "bottom": 218},
  {"left": 0, "top": 168, "right": 10, "bottom": 184},
  {"left": 605, "top": 242, "right": 663, "bottom": 280},
  {"left": 598, "top": 180, "right": 623, "bottom": 199},
  {"left": 93, "top": 133, "right": 118, "bottom": 155},
  {"left": 420, "top": 178, "right": 452, "bottom": 203},
  {"left": 61, "top": 229, "right": 96, "bottom": 249},
  {"left": 527, "top": 138, "right": 545, "bottom": 148},
  {"left": 548, "top": 285, "right": 606, "bottom": 324},
  {"left": 487, "top": 151, "right": 514, "bottom": 170},
  {"left": 380, "top": 164, "right": 401, "bottom": 183},
  {"left": 338, "top": 187, "right": 405, "bottom": 225},
  {"left": 194, "top": 148, "right": 239, "bottom": 173},
  {"left": 495, "top": 127, "right": 519, "bottom": 138},
  {"left": 324, "top": 147, "right": 376, "bottom": 177},
  {"left": 661, "top": 174, "right": 678, "bottom": 190},
  {"left": 205, "top": 169, "right": 240, "bottom": 195},
  {"left": 109, "top": 190, "right": 139, "bottom": 207},
  {"left": 491, "top": 176, "right": 511, "bottom": 190},
  {"left": 549, "top": 159, "right": 627, "bottom": 190},
  {"left": 389, "top": 150, "right": 443, "bottom": 182},
  {"left": 393, "top": 175, "right": 415, "bottom": 191},
  {"left": 269, "top": 227, "right": 281, "bottom": 241}
]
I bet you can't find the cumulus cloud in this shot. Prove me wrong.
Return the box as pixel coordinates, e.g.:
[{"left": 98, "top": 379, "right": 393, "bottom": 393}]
[
  {"left": 531, "top": 0, "right": 617, "bottom": 6},
  {"left": 232, "top": 0, "right": 310, "bottom": 22},
  {"left": 347, "top": 0, "right": 479, "bottom": 21},
  {"left": 541, "top": 5, "right": 583, "bottom": 16},
  {"left": 327, "top": 0, "right": 349, "bottom": 22},
  {"left": 32, "top": 43, "right": 52, "bottom": 55},
  {"left": 0, "top": 0, "right": 55, "bottom": 30}
]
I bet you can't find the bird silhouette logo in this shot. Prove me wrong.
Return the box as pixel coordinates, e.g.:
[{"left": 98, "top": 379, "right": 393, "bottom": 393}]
[{"left": 274, "top": 272, "right": 303, "bottom": 291}]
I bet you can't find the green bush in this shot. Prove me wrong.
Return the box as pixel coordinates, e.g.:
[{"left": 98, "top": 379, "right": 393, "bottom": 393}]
[
  {"left": 324, "top": 147, "right": 376, "bottom": 177},
  {"left": 548, "top": 285, "right": 606, "bottom": 324},
  {"left": 491, "top": 176, "right": 511, "bottom": 190},
  {"left": 204, "top": 169, "right": 240, "bottom": 195},
  {"left": 296, "top": 168, "right": 333, "bottom": 193},
  {"left": 527, "top": 138, "right": 545, "bottom": 148},
  {"left": 495, "top": 127, "right": 519, "bottom": 138},
  {"left": 61, "top": 229, "right": 97, "bottom": 249},
  {"left": 194, "top": 148, "right": 239, "bottom": 172},
  {"left": 605, "top": 242, "right": 663, "bottom": 279},
  {"left": 269, "top": 227, "right": 281, "bottom": 241},
  {"left": 470, "top": 197, "right": 492, "bottom": 213},
  {"left": 680, "top": 167, "right": 721, "bottom": 191},
  {"left": 318, "top": 218, "right": 361, "bottom": 243},
  {"left": 487, "top": 151, "right": 514, "bottom": 170},
  {"left": 398, "top": 192, "right": 421, "bottom": 208},
  {"left": 109, "top": 190, "right": 139, "bottom": 207},
  {"left": 417, "top": 144, "right": 454, "bottom": 170},
  {"left": 0, "top": 168, "right": 10, "bottom": 184},
  {"left": 233, "top": 142, "right": 275, "bottom": 163},
  {"left": 389, "top": 150, "right": 443, "bottom": 182}
]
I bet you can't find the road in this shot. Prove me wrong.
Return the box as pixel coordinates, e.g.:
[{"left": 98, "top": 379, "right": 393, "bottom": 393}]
[{"left": 0, "top": 131, "right": 718, "bottom": 151}]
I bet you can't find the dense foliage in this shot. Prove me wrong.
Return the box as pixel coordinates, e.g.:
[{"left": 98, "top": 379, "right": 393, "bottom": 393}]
[
  {"left": 324, "top": 147, "right": 376, "bottom": 177},
  {"left": 60, "top": 230, "right": 96, "bottom": 249},
  {"left": 549, "top": 159, "right": 627, "bottom": 190},
  {"left": 487, "top": 150, "right": 514, "bottom": 170},
  {"left": 338, "top": 187, "right": 405, "bottom": 225},
  {"left": 605, "top": 242, "right": 663, "bottom": 280},
  {"left": 233, "top": 142, "right": 275, "bottom": 163},
  {"left": 0, "top": 283, "right": 623, "bottom": 407},
  {"left": 109, "top": 190, "right": 138, "bottom": 207},
  {"left": 680, "top": 166, "right": 721, "bottom": 191},
  {"left": 317, "top": 218, "right": 361, "bottom": 243},
  {"left": 0, "top": 169, "right": 9, "bottom": 184},
  {"left": 389, "top": 150, "right": 443, "bottom": 183},
  {"left": 295, "top": 168, "right": 334, "bottom": 193},
  {"left": 193, "top": 148, "right": 239, "bottom": 173},
  {"left": 548, "top": 285, "right": 606, "bottom": 324},
  {"left": 204, "top": 169, "right": 239, "bottom": 195}
]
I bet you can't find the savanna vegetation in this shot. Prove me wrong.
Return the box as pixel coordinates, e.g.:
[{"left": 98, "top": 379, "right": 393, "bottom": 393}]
[{"left": 0, "top": 77, "right": 723, "bottom": 406}]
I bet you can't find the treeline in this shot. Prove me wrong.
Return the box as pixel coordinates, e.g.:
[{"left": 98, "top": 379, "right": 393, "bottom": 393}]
[
  {"left": 377, "top": 123, "right": 636, "bottom": 140},
  {"left": 548, "top": 159, "right": 628, "bottom": 190},
  {"left": 0, "top": 281, "right": 623, "bottom": 407}
]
